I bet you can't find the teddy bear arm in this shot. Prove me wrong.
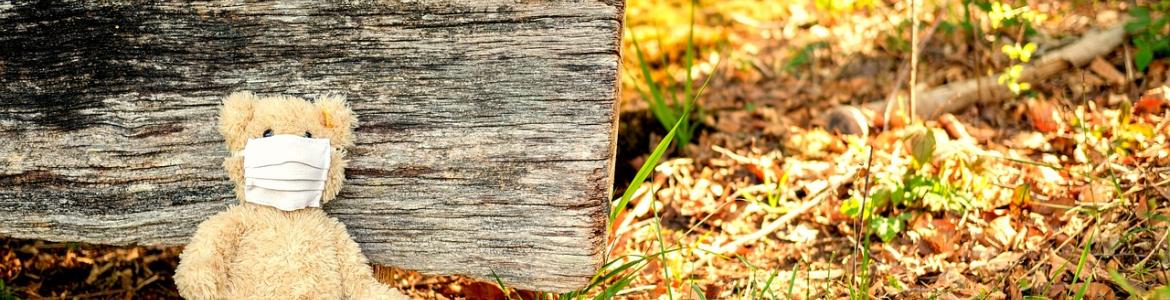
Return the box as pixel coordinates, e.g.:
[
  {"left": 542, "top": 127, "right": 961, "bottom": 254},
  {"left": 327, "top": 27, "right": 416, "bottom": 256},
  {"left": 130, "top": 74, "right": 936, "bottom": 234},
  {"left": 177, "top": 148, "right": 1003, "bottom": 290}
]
[
  {"left": 175, "top": 211, "right": 243, "bottom": 299},
  {"left": 332, "top": 226, "right": 410, "bottom": 300}
]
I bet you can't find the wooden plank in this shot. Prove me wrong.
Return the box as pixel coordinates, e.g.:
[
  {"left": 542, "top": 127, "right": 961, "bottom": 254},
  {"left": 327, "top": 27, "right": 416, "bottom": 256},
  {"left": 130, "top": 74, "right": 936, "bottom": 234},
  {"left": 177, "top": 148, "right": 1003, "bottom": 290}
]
[{"left": 0, "top": 0, "right": 622, "bottom": 292}]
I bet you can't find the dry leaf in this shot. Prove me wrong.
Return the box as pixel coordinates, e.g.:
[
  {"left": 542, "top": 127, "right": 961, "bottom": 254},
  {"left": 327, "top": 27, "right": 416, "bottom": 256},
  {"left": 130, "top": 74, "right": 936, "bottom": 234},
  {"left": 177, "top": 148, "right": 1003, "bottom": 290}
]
[
  {"left": 1026, "top": 99, "right": 1063, "bottom": 133},
  {"left": 1137, "top": 86, "right": 1168, "bottom": 114},
  {"left": 914, "top": 216, "right": 959, "bottom": 255},
  {"left": 1069, "top": 282, "right": 1115, "bottom": 300},
  {"left": 988, "top": 215, "right": 1022, "bottom": 250},
  {"left": 1088, "top": 56, "right": 1126, "bottom": 86},
  {"left": 971, "top": 251, "right": 1024, "bottom": 273}
]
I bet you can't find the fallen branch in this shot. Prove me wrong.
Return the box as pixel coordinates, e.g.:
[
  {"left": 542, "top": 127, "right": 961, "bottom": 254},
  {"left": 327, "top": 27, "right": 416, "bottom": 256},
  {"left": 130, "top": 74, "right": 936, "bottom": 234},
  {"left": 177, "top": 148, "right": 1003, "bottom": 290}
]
[{"left": 825, "top": 23, "right": 1128, "bottom": 133}]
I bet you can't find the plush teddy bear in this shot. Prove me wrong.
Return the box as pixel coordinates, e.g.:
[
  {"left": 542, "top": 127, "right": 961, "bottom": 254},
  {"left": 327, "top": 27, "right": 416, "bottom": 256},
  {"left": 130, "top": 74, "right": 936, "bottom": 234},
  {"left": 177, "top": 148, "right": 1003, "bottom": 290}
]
[{"left": 174, "top": 91, "right": 409, "bottom": 299}]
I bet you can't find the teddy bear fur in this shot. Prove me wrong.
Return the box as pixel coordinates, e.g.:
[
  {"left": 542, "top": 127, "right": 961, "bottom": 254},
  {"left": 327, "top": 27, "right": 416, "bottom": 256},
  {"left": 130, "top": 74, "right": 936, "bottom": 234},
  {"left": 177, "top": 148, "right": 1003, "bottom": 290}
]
[{"left": 174, "top": 91, "right": 409, "bottom": 299}]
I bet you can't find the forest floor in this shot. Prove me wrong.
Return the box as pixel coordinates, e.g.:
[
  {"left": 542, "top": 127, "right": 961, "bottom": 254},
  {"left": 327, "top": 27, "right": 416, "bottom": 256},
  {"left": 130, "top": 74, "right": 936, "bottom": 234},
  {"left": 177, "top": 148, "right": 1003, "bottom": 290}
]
[{"left": 3, "top": 0, "right": 1170, "bottom": 299}]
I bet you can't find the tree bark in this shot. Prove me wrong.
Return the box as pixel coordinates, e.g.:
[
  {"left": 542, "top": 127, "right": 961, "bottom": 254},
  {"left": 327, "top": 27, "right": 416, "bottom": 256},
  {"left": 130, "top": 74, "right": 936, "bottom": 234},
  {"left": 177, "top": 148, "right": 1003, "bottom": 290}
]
[{"left": 0, "top": 0, "right": 623, "bottom": 292}]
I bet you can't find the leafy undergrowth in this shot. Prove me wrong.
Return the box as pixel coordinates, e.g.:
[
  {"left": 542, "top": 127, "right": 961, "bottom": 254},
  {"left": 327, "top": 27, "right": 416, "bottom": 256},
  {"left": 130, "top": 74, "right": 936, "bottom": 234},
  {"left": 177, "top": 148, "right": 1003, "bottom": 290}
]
[
  {"left": 598, "top": 0, "right": 1170, "bottom": 299},
  {"left": 0, "top": 239, "right": 181, "bottom": 299},
  {"left": 605, "top": 90, "right": 1170, "bottom": 298}
]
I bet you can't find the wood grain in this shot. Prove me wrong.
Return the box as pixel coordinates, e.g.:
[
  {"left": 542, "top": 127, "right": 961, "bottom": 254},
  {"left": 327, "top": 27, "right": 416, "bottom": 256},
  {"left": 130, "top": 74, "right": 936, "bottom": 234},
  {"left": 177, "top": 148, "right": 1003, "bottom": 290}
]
[{"left": 0, "top": 0, "right": 622, "bottom": 292}]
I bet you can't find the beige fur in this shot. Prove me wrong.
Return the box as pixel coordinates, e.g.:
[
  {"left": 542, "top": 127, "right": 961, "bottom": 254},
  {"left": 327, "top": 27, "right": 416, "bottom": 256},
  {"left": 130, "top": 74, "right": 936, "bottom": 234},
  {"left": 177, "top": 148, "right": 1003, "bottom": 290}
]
[{"left": 175, "top": 91, "right": 408, "bottom": 299}]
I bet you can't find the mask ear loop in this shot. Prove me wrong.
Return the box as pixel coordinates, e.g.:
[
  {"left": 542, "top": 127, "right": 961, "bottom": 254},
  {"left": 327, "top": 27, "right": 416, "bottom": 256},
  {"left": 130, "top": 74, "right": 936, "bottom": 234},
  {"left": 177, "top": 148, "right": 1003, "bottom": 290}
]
[{"left": 319, "top": 145, "right": 332, "bottom": 182}]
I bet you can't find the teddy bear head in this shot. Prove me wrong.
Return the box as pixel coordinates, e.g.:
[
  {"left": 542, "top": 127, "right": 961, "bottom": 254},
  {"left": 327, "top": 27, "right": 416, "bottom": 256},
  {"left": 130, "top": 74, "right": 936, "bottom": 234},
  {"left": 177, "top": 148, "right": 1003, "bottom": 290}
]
[{"left": 217, "top": 91, "right": 357, "bottom": 205}]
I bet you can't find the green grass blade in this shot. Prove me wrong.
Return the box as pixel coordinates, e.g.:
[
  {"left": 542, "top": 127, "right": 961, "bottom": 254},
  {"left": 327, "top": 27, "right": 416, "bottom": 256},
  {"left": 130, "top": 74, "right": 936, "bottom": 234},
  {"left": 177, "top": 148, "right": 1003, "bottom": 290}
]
[
  {"left": 630, "top": 35, "right": 676, "bottom": 129},
  {"left": 786, "top": 264, "right": 800, "bottom": 299},
  {"left": 758, "top": 269, "right": 778, "bottom": 299},
  {"left": 609, "top": 109, "right": 688, "bottom": 222},
  {"left": 691, "top": 47, "right": 724, "bottom": 103},
  {"left": 579, "top": 248, "right": 684, "bottom": 295},
  {"left": 489, "top": 270, "right": 518, "bottom": 300},
  {"left": 593, "top": 275, "right": 636, "bottom": 300},
  {"left": 582, "top": 258, "right": 647, "bottom": 294},
  {"left": 690, "top": 283, "right": 708, "bottom": 300},
  {"left": 1072, "top": 276, "right": 1093, "bottom": 300},
  {"left": 1070, "top": 230, "right": 1096, "bottom": 300},
  {"left": 1108, "top": 268, "right": 1144, "bottom": 297},
  {"left": 650, "top": 192, "right": 674, "bottom": 300},
  {"left": 580, "top": 258, "right": 645, "bottom": 294}
]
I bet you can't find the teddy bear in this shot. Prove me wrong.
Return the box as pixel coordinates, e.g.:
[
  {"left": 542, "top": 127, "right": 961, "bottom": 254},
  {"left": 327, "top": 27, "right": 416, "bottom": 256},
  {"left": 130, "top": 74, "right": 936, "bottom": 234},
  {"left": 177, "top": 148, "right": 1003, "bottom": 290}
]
[{"left": 174, "top": 91, "right": 410, "bottom": 300}]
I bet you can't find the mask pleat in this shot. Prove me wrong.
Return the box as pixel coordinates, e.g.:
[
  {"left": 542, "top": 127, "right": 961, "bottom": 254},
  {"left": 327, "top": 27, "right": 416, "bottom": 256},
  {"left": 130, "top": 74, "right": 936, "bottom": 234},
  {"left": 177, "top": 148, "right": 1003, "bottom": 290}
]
[
  {"left": 240, "top": 134, "right": 332, "bottom": 211},
  {"left": 245, "top": 178, "right": 326, "bottom": 191}
]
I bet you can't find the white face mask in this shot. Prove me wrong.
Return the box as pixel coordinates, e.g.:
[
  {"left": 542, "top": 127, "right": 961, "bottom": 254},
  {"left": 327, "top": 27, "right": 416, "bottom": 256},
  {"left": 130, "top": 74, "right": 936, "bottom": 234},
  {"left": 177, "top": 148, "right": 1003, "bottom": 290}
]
[{"left": 241, "top": 134, "right": 332, "bottom": 211}]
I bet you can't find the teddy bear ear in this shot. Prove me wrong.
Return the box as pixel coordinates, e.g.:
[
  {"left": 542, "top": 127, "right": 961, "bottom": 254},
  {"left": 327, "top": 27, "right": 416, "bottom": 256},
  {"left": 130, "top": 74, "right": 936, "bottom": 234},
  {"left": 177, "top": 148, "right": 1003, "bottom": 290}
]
[
  {"left": 219, "top": 91, "right": 258, "bottom": 150},
  {"left": 314, "top": 94, "right": 357, "bottom": 147}
]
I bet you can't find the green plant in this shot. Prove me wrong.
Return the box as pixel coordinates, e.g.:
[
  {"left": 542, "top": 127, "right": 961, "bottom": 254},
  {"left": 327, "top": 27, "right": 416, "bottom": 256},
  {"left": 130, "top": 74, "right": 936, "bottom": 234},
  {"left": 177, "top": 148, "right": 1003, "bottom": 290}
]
[
  {"left": 489, "top": 270, "right": 520, "bottom": 300},
  {"left": 849, "top": 146, "right": 877, "bottom": 300},
  {"left": 783, "top": 42, "right": 828, "bottom": 75},
  {"left": 966, "top": 1, "right": 1044, "bottom": 96},
  {"left": 0, "top": 280, "right": 15, "bottom": 300},
  {"left": 841, "top": 130, "right": 980, "bottom": 243},
  {"left": 765, "top": 171, "right": 789, "bottom": 208},
  {"left": 600, "top": 4, "right": 722, "bottom": 295},
  {"left": 628, "top": 1, "right": 718, "bottom": 149},
  {"left": 562, "top": 75, "right": 695, "bottom": 299},
  {"left": 1110, "top": 268, "right": 1170, "bottom": 299},
  {"left": 1126, "top": 2, "right": 1170, "bottom": 72},
  {"left": 985, "top": 1, "right": 1042, "bottom": 35},
  {"left": 998, "top": 42, "right": 1036, "bottom": 95},
  {"left": 785, "top": 264, "right": 799, "bottom": 299},
  {"left": 850, "top": 236, "right": 873, "bottom": 300}
]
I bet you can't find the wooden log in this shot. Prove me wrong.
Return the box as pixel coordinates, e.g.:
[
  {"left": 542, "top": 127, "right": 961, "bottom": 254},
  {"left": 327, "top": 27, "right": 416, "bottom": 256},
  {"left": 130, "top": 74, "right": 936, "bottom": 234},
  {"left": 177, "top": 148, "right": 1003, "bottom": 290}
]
[{"left": 0, "top": 1, "right": 623, "bottom": 292}]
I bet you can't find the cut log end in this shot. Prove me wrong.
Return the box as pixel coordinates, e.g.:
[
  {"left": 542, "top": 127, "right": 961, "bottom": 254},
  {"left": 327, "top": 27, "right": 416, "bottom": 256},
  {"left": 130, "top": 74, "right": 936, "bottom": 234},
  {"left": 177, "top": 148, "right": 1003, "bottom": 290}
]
[{"left": 821, "top": 106, "right": 870, "bottom": 137}]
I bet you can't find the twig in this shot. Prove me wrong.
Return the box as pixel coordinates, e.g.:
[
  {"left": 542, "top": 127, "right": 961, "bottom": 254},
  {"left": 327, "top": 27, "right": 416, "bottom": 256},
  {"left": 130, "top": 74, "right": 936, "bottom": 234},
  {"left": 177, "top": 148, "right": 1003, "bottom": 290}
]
[
  {"left": 718, "top": 192, "right": 826, "bottom": 254},
  {"left": 693, "top": 164, "right": 861, "bottom": 268},
  {"left": 849, "top": 146, "right": 876, "bottom": 291},
  {"left": 969, "top": 1, "right": 986, "bottom": 106},
  {"left": 72, "top": 289, "right": 131, "bottom": 299},
  {"left": 1133, "top": 225, "right": 1169, "bottom": 270},
  {"left": 908, "top": 0, "right": 920, "bottom": 123},
  {"left": 882, "top": 8, "right": 946, "bottom": 131}
]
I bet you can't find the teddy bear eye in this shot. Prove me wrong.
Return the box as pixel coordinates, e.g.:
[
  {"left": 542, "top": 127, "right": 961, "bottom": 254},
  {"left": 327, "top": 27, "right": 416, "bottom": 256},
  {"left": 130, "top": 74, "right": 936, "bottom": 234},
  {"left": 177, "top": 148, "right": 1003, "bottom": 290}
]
[
  {"left": 262, "top": 129, "right": 273, "bottom": 138},
  {"left": 304, "top": 131, "right": 312, "bottom": 138}
]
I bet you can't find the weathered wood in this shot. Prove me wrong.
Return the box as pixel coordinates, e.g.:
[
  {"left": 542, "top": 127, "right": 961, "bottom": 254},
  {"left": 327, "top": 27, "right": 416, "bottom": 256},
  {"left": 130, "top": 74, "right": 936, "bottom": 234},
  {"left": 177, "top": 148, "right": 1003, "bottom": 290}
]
[{"left": 0, "top": 1, "right": 622, "bottom": 292}]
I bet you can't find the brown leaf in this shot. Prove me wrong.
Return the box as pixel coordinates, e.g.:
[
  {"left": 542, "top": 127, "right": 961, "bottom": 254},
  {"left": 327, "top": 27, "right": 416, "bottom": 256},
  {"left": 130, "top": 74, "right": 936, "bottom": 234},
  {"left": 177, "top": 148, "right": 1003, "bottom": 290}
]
[
  {"left": 1136, "top": 86, "right": 1168, "bottom": 114},
  {"left": 988, "top": 215, "right": 1022, "bottom": 250},
  {"left": 456, "top": 281, "right": 506, "bottom": 300},
  {"left": 1026, "top": 99, "right": 1063, "bottom": 133},
  {"left": 1088, "top": 56, "right": 1126, "bottom": 86},
  {"left": 972, "top": 251, "right": 1024, "bottom": 273},
  {"left": 1069, "top": 282, "right": 1115, "bottom": 300},
  {"left": 938, "top": 113, "right": 972, "bottom": 141},
  {"left": 913, "top": 216, "right": 958, "bottom": 255}
]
